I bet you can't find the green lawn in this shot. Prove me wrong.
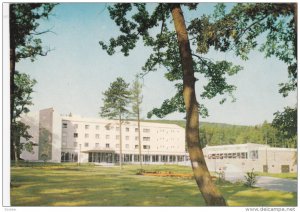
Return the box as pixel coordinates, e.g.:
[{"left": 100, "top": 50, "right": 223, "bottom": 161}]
[
  {"left": 10, "top": 163, "right": 297, "bottom": 206},
  {"left": 256, "top": 172, "right": 297, "bottom": 180}
]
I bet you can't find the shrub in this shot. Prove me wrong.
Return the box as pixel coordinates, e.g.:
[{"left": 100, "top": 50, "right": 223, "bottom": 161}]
[{"left": 244, "top": 169, "right": 257, "bottom": 187}]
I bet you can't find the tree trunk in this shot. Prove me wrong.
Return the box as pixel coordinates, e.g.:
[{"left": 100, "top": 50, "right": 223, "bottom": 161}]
[
  {"left": 137, "top": 103, "right": 142, "bottom": 169},
  {"left": 10, "top": 4, "right": 17, "bottom": 163},
  {"left": 119, "top": 115, "right": 123, "bottom": 169},
  {"left": 170, "top": 3, "right": 227, "bottom": 206}
]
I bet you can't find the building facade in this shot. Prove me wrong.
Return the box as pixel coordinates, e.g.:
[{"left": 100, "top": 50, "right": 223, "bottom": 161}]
[
  {"left": 20, "top": 108, "right": 188, "bottom": 165},
  {"left": 203, "top": 143, "right": 297, "bottom": 173},
  {"left": 20, "top": 108, "right": 297, "bottom": 173}
]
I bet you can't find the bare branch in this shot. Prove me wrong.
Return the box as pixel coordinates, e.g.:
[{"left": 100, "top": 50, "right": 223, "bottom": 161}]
[{"left": 30, "top": 26, "right": 57, "bottom": 36}]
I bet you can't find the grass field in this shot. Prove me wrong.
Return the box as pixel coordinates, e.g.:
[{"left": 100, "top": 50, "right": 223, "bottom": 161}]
[
  {"left": 256, "top": 172, "right": 297, "bottom": 180},
  {"left": 10, "top": 163, "right": 297, "bottom": 206}
]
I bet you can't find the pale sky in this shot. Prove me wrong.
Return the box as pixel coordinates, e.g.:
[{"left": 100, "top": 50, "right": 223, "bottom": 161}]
[{"left": 12, "top": 3, "right": 297, "bottom": 126}]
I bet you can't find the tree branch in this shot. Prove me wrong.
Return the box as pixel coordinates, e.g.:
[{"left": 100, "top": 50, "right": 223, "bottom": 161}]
[{"left": 30, "top": 26, "right": 57, "bottom": 35}]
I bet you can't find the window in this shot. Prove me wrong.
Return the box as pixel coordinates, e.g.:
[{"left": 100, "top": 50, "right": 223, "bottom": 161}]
[
  {"left": 135, "top": 136, "right": 138, "bottom": 141},
  {"left": 125, "top": 144, "right": 129, "bottom": 149},
  {"left": 95, "top": 125, "right": 99, "bottom": 130},
  {"left": 152, "top": 155, "right": 159, "bottom": 162},
  {"left": 74, "top": 124, "right": 78, "bottom": 129},
  {"left": 143, "top": 145, "right": 150, "bottom": 149},
  {"left": 106, "top": 143, "right": 110, "bottom": 148},
  {"left": 84, "top": 142, "right": 89, "bottom": 147},
  {"left": 116, "top": 127, "right": 120, "bottom": 131},
  {"left": 144, "top": 155, "right": 151, "bottom": 162},
  {"left": 74, "top": 142, "right": 78, "bottom": 147},
  {"left": 135, "top": 145, "right": 139, "bottom": 149},
  {"left": 62, "top": 123, "right": 67, "bottom": 128},
  {"left": 249, "top": 150, "right": 258, "bottom": 159},
  {"left": 116, "top": 144, "right": 120, "bottom": 148},
  {"left": 85, "top": 133, "right": 89, "bottom": 138},
  {"left": 135, "top": 128, "right": 138, "bottom": 132},
  {"left": 161, "top": 155, "right": 168, "bottom": 162},
  {"left": 95, "top": 143, "right": 99, "bottom": 148},
  {"left": 105, "top": 125, "right": 110, "bottom": 130},
  {"left": 95, "top": 134, "right": 100, "bottom": 139},
  {"left": 106, "top": 135, "right": 110, "bottom": 139},
  {"left": 143, "top": 137, "right": 150, "bottom": 141},
  {"left": 74, "top": 133, "right": 78, "bottom": 138},
  {"left": 125, "top": 136, "right": 129, "bottom": 140},
  {"left": 169, "top": 155, "right": 176, "bottom": 162},
  {"left": 116, "top": 135, "right": 120, "bottom": 140},
  {"left": 134, "top": 155, "right": 140, "bottom": 162},
  {"left": 143, "top": 128, "right": 150, "bottom": 133},
  {"left": 62, "top": 142, "right": 67, "bottom": 146},
  {"left": 126, "top": 127, "right": 129, "bottom": 132},
  {"left": 85, "top": 125, "right": 89, "bottom": 129}
]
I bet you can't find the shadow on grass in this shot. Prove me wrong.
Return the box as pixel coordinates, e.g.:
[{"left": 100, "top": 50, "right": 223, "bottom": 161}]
[{"left": 10, "top": 165, "right": 297, "bottom": 206}]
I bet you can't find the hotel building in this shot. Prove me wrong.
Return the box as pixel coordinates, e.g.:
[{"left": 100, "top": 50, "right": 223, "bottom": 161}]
[
  {"left": 20, "top": 108, "right": 297, "bottom": 173},
  {"left": 20, "top": 108, "right": 188, "bottom": 164}
]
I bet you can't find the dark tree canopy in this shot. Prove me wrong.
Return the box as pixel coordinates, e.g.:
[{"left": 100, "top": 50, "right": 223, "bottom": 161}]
[{"left": 10, "top": 3, "right": 56, "bottom": 62}]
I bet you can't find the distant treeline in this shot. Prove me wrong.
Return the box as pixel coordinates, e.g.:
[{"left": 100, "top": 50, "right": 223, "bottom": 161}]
[{"left": 144, "top": 120, "right": 297, "bottom": 148}]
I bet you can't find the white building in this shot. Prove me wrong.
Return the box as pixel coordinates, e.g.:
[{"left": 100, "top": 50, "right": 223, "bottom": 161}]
[
  {"left": 203, "top": 143, "right": 297, "bottom": 173},
  {"left": 20, "top": 108, "right": 297, "bottom": 173},
  {"left": 20, "top": 108, "right": 188, "bottom": 164}
]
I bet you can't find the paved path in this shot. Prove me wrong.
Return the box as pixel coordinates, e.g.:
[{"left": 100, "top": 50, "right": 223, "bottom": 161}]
[{"left": 254, "top": 176, "right": 297, "bottom": 192}]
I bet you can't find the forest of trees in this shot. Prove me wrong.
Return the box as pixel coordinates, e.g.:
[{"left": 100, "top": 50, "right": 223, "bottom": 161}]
[{"left": 146, "top": 119, "right": 297, "bottom": 148}]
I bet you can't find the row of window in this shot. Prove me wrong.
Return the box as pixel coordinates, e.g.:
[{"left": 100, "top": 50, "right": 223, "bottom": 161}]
[
  {"left": 74, "top": 142, "right": 150, "bottom": 150},
  {"left": 62, "top": 123, "right": 151, "bottom": 133},
  {"left": 72, "top": 133, "right": 151, "bottom": 141},
  {"left": 88, "top": 153, "right": 186, "bottom": 163},
  {"left": 207, "top": 151, "right": 259, "bottom": 160},
  {"left": 207, "top": 152, "right": 248, "bottom": 159}
]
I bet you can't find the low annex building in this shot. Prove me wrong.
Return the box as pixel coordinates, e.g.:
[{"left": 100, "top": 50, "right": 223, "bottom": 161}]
[{"left": 203, "top": 143, "right": 297, "bottom": 173}]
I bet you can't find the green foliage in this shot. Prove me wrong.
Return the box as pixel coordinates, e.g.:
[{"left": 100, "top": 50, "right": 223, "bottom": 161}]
[
  {"left": 10, "top": 3, "right": 56, "bottom": 61},
  {"left": 99, "top": 3, "right": 241, "bottom": 119},
  {"left": 130, "top": 75, "right": 143, "bottom": 117},
  {"left": 272, "top": 107, "right": 297, "bottom": 148},
  {"left": 13, "top": 71, "right": 37, "bottom": 120},
  {"left": 100, "top": 77, "right": 131, "bottom": 119},
  {"left": 210, "top": 3, "right": 297, "bottom": 96},
  {"left": 244, "top": 169, "right": 257, "bottom": 187},
  {"left": 147, "top": 119, "right": 292, "bottom": 148},
  {"left": 12, "top": 72, "right": 37, "bottom": 158}
]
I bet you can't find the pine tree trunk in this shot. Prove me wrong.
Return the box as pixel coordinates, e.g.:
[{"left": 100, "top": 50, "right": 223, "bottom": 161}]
[
  {"left": 137, "top": 104, "right": 142, "bottom": 169},
  {"left": 170, "top": 3, "right": 227, "bottom": 206},
  {"left": 119, "top": 115, "right": 123, "bottom": 169}
]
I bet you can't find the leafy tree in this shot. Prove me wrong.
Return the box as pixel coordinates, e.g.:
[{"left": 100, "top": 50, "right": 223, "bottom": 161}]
[
  {"left": 130, "top": 75, "right": 143, "bottom": 168},
  {"left": 206, "top": 3, "right": 297, "bottom": 97},
  {"left": 100, "top": 77, "right": 131, "bottom": 169},
  {"left": 99, "top": 3, "right": 237, "bottom": 205},
  {"left": 99, "top": 2, "right": 296, "bottom": 206},
  {"left": 10, "top": 3, "right": 56, "bottom": 160},
  {"left": 272, "top": 107, "right": 297, "bottom": 148},
  {"left": 11, "top": 71, "right": 37, "bottom": 165}
]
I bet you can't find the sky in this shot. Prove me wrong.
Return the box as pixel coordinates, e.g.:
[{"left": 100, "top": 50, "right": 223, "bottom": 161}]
[{"left": 13, "top": 3, "right": 297, "bottom": 126}]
